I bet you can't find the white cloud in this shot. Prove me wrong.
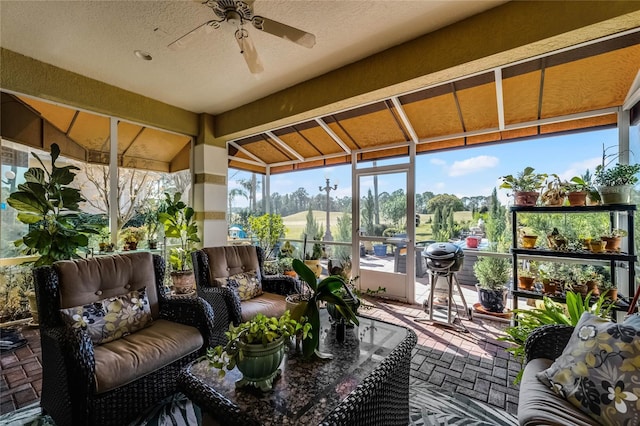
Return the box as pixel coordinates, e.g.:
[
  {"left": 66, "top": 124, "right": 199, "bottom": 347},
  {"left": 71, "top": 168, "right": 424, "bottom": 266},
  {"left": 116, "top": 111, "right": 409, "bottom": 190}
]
[
  {"left": 557, "top": 157, "right": 601, "bottom": 182},
  {"left": 448, "top": 155, "right": 499, "bottom": 177}
]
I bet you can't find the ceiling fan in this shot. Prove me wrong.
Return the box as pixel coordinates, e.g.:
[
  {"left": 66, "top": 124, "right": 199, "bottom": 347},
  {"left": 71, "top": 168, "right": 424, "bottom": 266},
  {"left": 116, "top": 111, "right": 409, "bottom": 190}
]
[{"left": 169, "top": 0, "right": 316, "bottom": 74}]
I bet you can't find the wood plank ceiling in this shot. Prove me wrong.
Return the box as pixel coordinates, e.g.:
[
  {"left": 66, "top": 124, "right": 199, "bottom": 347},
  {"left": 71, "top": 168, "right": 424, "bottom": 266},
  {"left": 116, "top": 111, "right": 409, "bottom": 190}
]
[{"left": 229, "top": 31, "right": 640, "bottom": 175}]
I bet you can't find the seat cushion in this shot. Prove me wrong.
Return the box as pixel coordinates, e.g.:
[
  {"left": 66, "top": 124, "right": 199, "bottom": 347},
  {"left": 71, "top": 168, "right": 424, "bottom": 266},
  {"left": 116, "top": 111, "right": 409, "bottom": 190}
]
[
  {"left": 518, "top": 358, "right": 599, "bottom": 426},
  {"left": 93, "top": 319, "right": 203, "bottom": 393},
  {"left": 240, "top": 292, "right": 287, "bottom": 322}
]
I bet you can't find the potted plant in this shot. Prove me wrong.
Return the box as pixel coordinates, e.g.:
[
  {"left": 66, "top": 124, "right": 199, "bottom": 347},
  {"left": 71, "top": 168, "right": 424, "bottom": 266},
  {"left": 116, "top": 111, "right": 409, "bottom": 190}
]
[
  {"left": 325, "top": 275, "right": 362, "bottom": 327},
  {"left": 565, "top": 175, "right": 590, "bottom": 206},
  {"left": 499, "top": 167, "right": 547, "bottom": 206},
  {"left": 122, "top": 226, "right": 145, "bottom": 251},
  {"left": 98, "top": 227, "right": 115, "bottom": 253},
  {"left": 204, "top": 311, "right": 311, "bottom": 391},
  {"left": 473, "top": 254, "right": 510, "bottom": 313},
  {"left": 593, "top": 146, "right": 640, "bottom": 204},
  {"left": 517, "top": 267, "right": 536, "bottom": 291},
  {"left": 597, "top": 279, "right": 617, "bottom": 301},
  {"left": 540, "top": 174, "right": 567, "bottom": 206},
  {"left": 279, "top": 256, "right": 296, "bottom": 278},
  {"left": 143, "top": 202, "right": 162, "bottom": 249},
  {"left": 292, "top": 259, "right": 359, "bottom": 357},
  {"left": 158, "top": 192, "right": 200, "bottom": 294},
  {"left": 546, "top": 227, "right": 568, "bottom": 251},
  {"left": 600, "top": 228, "right": 627, "bottom": 252},
  {"left": 6, "top": 143, "right": 98, "bottom": 324},
  {"left": 303, "top": 232, "right": 323, "bottom": 278}
]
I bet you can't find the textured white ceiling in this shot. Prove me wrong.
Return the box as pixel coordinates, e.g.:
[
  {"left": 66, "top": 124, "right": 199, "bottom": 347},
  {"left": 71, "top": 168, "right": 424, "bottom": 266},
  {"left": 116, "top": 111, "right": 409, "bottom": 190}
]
[{"left": 0, "top": 0, "right": 506, "bottom": 115}]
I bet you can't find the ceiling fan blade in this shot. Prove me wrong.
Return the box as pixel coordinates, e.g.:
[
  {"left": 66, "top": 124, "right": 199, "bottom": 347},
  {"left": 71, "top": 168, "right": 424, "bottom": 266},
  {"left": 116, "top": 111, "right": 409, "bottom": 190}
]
[
  {"left": 235, "top": 29, "right": 264, "bottom": 74},
  {"left": 168, "top": 20, "right": 220, "bottom": 50},
  {"left": 251, "top": 16, "right": 316, "bottom": 49}
]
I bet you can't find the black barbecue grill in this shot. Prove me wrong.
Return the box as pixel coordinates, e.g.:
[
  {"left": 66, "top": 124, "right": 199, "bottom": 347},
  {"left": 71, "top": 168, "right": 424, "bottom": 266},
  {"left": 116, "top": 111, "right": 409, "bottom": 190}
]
[
  {"left": 419, "top": 242, "right": 470, "bottom": 331},
  {"left": 424, "top": 242, "right": 464, "bottom": 273}
]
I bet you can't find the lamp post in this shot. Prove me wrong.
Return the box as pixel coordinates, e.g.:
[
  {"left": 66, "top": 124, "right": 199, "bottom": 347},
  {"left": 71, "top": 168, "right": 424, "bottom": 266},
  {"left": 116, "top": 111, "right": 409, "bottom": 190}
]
[{"left": 319, "top": 178, "right": 337, "bottom": 241}]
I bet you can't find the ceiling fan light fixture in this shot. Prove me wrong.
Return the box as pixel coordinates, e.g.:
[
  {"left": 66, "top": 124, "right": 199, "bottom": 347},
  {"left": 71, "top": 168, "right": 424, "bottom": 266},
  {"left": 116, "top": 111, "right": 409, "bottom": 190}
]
[{"left": 134, "top": 50, "right": 153, "bottom": 61}]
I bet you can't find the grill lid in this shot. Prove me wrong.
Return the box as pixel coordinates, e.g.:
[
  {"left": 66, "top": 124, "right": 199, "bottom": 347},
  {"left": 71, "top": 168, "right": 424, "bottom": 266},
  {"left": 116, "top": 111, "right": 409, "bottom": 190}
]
[{"left": 424, "top": 242, "right": 464, "bottom": 260}]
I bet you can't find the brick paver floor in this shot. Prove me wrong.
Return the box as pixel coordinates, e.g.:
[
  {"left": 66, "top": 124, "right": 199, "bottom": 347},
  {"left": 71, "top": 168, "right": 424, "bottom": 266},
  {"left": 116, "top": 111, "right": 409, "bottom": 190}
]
[{"left": 0, "top": 293, "right": 520, "bottom": 416}]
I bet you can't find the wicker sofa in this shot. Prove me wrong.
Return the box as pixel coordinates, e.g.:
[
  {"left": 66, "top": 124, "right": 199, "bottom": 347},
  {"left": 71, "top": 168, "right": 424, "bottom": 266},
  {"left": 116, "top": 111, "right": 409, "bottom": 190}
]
[
  {"left": 192, "top": 245, "right": 299, "bottom": 346},
  {"left": 33, "top": 252, "right": 216, "bottom": 426},
  {"left": 518, "top": 324, "right": 599, "bottom": 426}
]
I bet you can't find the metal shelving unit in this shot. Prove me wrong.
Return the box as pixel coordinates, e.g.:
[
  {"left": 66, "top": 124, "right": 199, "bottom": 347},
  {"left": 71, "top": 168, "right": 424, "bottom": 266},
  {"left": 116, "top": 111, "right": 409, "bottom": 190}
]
[{"left": 510, "top": 204, "right": 636, "bottom": 315}]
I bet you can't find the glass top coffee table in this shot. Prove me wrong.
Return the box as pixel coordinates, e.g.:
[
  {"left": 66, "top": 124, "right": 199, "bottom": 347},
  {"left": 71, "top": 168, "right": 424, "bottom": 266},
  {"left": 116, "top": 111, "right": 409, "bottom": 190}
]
[{"left": 178, "top": 309, "right": 417, "bottom": 426}]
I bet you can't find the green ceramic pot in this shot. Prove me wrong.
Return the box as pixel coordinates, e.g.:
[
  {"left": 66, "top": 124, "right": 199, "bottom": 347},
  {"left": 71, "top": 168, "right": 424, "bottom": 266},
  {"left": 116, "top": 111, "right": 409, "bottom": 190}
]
[{"left": 235, "top": 336, "right": 285, "bottom": 391}]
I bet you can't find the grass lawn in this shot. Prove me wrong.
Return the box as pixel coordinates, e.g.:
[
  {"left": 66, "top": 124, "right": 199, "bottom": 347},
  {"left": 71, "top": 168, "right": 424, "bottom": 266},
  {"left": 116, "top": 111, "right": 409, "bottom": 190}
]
[{"left": 282, "top": 210, "right": 474, "bottom": 241}]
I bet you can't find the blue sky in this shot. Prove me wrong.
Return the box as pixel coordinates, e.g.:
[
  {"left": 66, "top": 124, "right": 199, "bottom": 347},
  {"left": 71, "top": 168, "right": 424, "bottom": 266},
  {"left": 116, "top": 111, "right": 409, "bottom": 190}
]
[{"left": 229, "top": 127, "right": 625, "bottom": 208}]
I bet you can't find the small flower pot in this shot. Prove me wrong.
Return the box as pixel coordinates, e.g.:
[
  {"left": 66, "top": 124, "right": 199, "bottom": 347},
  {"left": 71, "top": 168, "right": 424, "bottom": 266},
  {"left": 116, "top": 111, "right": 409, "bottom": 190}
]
[
  {"left": 599, "top": 288, "right": 618, "bottom": 301},
  {"left": 597, "top": 184, "right": 633, "bottom": 204},
  {"left": 518, "top": 276, "right": 535, "bottom": 291},
  {"left": 601, "top": 236, "right": 621, "bottom": 252},
  {"left": 521, "top": 235, "right": 538, "bottom": 249},
  {"left": 513, "top": 191, "right": 540, "bottom": 206},
  {"left": 589, "top": 240, "right": 607, "bottom": 253},
  {"left": 542, "top": 279, "right": 557, "bottom": 294},
  {"left": 586, "top": 280, "right": 600, "bottom": 296},
  {"left": 567, "top": 191, "right": 587, "bottom": 206}
]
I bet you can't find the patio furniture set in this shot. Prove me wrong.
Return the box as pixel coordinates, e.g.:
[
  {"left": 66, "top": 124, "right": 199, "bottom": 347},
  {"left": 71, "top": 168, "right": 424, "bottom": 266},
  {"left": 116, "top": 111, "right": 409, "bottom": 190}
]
[{"left": 31, "top": 247, "right": 417, "bottom": 425}]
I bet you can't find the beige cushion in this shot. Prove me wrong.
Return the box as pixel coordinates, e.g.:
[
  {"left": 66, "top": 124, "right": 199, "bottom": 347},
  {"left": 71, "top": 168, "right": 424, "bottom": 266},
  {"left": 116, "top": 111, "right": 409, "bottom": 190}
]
[
  {"left": 60, "top": 288, "right": 153, "bottom": 345},
  {"left": 55, "top": 252, "right": 159, "bottom": 319},
  {"left": 518, "top": 358, "right": 598, "bottom": 426},
  {"left": 536, "top": 313, "right": 640, "bottom": 425},
  {"left": 240, "top": 292, "right": 287, "bottom": 322},
  {"left": 93, "top": 319, "right": 203, "bottom": 393}
]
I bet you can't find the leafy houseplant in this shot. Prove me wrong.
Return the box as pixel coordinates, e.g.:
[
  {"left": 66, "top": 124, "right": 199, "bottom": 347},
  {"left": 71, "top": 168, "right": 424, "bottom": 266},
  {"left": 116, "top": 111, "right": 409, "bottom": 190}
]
[
  {"left": 7, "top": 143, "right": 97, "bottom": 266},
  {"left": 158, "top": 192, "right": 200, "bottom": 293},
  {"left": 122, "top": 226, "right": 145, "bottom": 251},
  {"left": 540, "top": 174, "right": 568, "bottom": 206},
  {"left": 498, "top": 291, "right": 613, "bottom": 383},
  {"left": 565, "top": 175, "right": 590, "bottom": 206},
  {"left": 293, "top": 259, "right": 359, "bottom": 358},
  {"left": 499, "top": 167, "right": 547, "bottom": 206},
  {"left": 593, "top": 146, "right": 640, "bottom": 204},
  {"left": 473, "top": 255, "right": 510, "bottom": 312},
  {"left": 205, "top": 311, "right": 310, "bottom": 391}
]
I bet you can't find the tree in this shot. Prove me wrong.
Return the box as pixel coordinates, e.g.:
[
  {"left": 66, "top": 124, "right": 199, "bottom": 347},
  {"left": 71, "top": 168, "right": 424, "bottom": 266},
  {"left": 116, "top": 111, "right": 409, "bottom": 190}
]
[
  {"left": 239, "top": 175, "right": 261, "bottom": 213},
  {"left": 293, "top": 187, "right": 309, "bottom": 211},
  {"left": 248, "top": 213, "right": 285, "bottom": 260},
  {"left": 426, "top": 193, "right": 464, "bottom": 214},
  {"left": 361, "top": 189, "right": 375, "bottom": 235},
  {"left": 380, "top": 189, "right": 406, "bottom": 228},
  {"left": 228, "top": 187, "right": 248, "bottom": 218}
]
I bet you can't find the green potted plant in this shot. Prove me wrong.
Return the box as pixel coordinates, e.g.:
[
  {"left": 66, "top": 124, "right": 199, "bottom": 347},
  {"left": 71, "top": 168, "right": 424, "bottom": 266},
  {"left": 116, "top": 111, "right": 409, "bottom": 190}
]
[
  {"left": 6, "top": 143, "right": 98, "bottom": 325},
  {"left": 143, "top": 202, "right": 162, "bottom": 249},
  {"left": 499, "top": 167, "right": 547, "bottom": 206},
  {"left": 473, "top": 254, "right": 511, "bottom": 313},
  {"left": 293, "top": 259, "right": 359, "bottom": 357},
  {"left": 158, "top": 192, "right": 200, "bottom": 294},
  {"left": 303, "top": 232, "right": 323, "bottom": 278},
  {"left": 565, "top": 175, "right": 590, "bottom": 206},
  {"left": 600, "top": 228, "right": 627, "bottom": 252},
  {"left": 597, "top": 279, "right": 617, "bottom": 301},
  {"left": 121, "top": 226, "right": 145, "bottom": 251},
  {"left": 517, "top": 267, "right": 536, "bottom": 291},
  {"left": 205, "top": 311, "right": 311, "bottom": 391},
  {"left": 540, "top": 174, "right": 568, "bottom": 206},
  {"left": 593, "top": 145, "right": 640, "bottom": 204}
]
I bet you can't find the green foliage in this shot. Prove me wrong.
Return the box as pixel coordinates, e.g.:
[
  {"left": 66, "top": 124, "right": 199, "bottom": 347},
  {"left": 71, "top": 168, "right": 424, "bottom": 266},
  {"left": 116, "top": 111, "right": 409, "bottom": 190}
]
[
  {"left": 6, "top": 143, "right": 97, "bottom": 266},
  {"left": 594, "top": 163, "right": 640, "bottom": 186},
  {"left": 473, "top": 255, "right": 510, "bottom": 290},
  {"left": 158, "top": 192, "right": 200, "bottom": 271},
  {"left": 498, "top": 291, "right": 613, "bottom": 383},
  {"left": 293, "top": 258, "right": 359, "bottom": 358},
  {"left": 499, "top": 167, "right": 547, "bottom": 192},
  {"left": 302, "top": 206, "right": 322, "bottom": 259},
  {"left": 205, "top": 311, "right": 310, "bottom": 377},
  {"left": 485, "top": 188, "right": 507, "bottom": 244},
  {"left": 247, "top": 213, "right": 286, "bottom": 260},
  {"left": 426, "top": 194, "right": 464, "bottom": 214},
  {"left": 380, "top": 189, "right": 407, "bottom": 228},
  {"left": 333, "top": 212, "right": 352, "bottom": 259},
  {"left": 360, "top": 189, "right": 375, "bottom": 235}
]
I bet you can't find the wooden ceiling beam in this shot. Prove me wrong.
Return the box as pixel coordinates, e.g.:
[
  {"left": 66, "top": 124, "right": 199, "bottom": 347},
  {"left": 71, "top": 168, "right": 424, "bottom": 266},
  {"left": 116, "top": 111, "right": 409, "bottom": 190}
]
[{"left": 265, "top": 131, "right": 304, "bottom": 161}]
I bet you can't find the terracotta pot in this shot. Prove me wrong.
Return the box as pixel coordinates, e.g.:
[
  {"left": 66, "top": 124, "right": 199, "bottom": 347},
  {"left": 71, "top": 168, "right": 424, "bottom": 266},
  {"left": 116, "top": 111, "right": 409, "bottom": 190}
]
[
  {"left": 518, "top": 276, "right": 535, "bottom": 291},
  {"left": 600, "top": 288, "right": 618, "bottom": 301},
  {"left": 521, "top": 235, "right": 538, "bottom": 249},
  {"left": 601, "top": 236, "right": 621, "bottom": 252},
  {"left": 567, "top": 191, "right": 587, "bottom": 206},
  {"left": 283, "top": 270, "right": 298, "bottom": 278},
  {"left": 542, "top": 279, "right": 557, "bottom": 294},
  {"left": 304, "top": 259, "right": 322, "bottom": 278},
  {"left": 572, "top": 283, "right": 588, "bottom": 297},
  {"left": 514, "top": 191, "right": 540, "bottom": 206},
  {"left": 586, "top": 280, "right": 600, "bottom": 296}
]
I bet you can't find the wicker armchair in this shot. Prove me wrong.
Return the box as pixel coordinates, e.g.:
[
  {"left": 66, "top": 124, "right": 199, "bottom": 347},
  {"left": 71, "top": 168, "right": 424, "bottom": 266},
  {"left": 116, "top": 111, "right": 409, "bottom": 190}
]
[
  {"left": 518, "top": 324, "right": 599, "bottom": 426},
  {"left": 192, "top": 245, "right": 299, "bottom": 346},
  {"left": 33, "top": 252, "right": 216, "bottom": 426}
]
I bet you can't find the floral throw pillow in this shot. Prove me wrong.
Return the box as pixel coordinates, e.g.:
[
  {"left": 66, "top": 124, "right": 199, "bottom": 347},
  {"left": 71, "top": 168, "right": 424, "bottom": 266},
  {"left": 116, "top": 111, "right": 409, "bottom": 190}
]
[
  {"left": 227, "top": 271, "right": 262, "bottom": 301},
  {"left": 60, "top": 288, "right": 153, "bottom": 345},
  {"left": 536, "top": 312, "right": 640, "bottom": 425}
]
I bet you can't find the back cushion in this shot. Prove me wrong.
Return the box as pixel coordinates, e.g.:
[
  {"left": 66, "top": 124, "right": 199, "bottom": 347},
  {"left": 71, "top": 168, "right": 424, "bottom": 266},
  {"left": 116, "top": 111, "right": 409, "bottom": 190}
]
[
  {"left": 55, "top": 252, "right": 159, "bottom": 319},
  {"left": 201, "top": 246, "right": 261, "bottom": 287}
]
